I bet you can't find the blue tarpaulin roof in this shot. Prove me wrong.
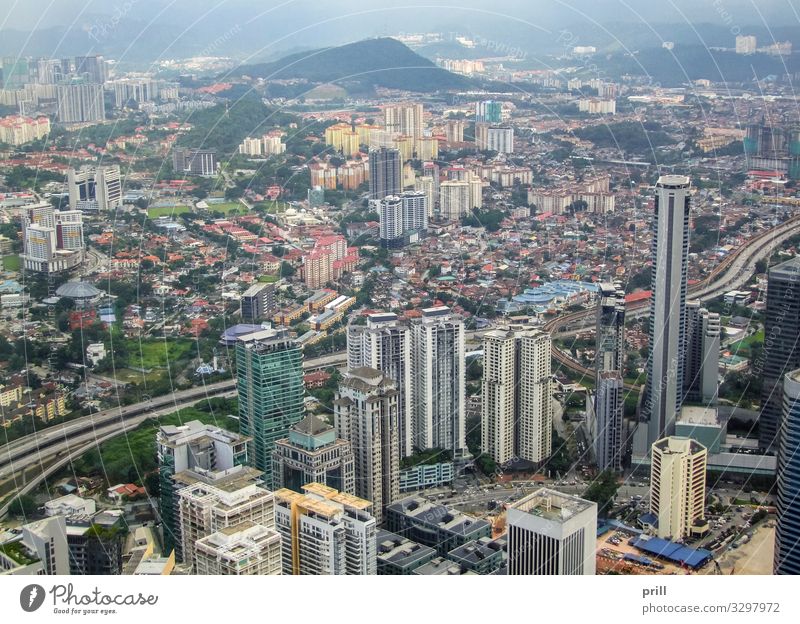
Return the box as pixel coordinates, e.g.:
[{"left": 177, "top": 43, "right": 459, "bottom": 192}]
[{"left": 630, "top": 536, "right": 712, "bottom": 569}]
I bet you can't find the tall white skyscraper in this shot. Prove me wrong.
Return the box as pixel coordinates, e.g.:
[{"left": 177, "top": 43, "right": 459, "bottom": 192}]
[
  {"left": 376, "top": 191, "right": 428, "bottom": 247},
  {"left": 411, "top": 306, "right": 467, "bottom": 457},
  {"left": 383, "top": 102, "right": 424, "bottom": 138},
  {"left": 481, "top": 328, "right": 553, "bottom": 466},
  {"left": 56, "top": 81, "right": 105, "bottom": 123},
  {"left": 641, "top": 175, "right": 691, "bottom": 457},
  {"left": 333, "top": 367, "right": 400, "bottom": 524},
  {"left": 440, "top": 180, "right": 470, "bottom": 221},
  {"left": 507, "top": 488, "right": 597, "bottom": 575},
  {"left": 347, "top": 313, "right": 414, "bottom": 457},
  {"left": 21, "top": 202, "right": 84, "bottom": 273}
]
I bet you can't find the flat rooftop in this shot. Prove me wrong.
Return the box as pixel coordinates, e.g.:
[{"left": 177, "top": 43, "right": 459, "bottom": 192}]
[
  {"left": 678, "top": 406, "right": 720, "bottom": 427},
  {"left": 510, "top": 488, "right": 595, "bottom": 523}
]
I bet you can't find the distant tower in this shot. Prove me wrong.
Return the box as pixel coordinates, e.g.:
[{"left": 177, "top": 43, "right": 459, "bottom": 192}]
[
  {"left": 775, "top": 369, "right": 800, "bottom": 574},
  {"left": 368, "top": 147, "right": 402, "bottom": 200}
]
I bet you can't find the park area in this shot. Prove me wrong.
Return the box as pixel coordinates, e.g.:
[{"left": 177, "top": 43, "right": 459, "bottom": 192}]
[{"left": 147, "top": 205, "right": 190, "bottom": 218}]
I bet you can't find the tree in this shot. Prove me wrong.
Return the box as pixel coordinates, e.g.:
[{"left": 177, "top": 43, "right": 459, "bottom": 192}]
[
  {"left": 582, "top": 470, "right": 619, "bottom": 516},
  {"left": 8, "top": 494, "right": 38, "bottom": 517}
]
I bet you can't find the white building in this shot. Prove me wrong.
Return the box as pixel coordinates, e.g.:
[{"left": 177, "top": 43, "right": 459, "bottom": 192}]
[
  {"left": 482, "top": 328, "right": 553, "bottom": 466},
  {"left": 347, "top": 313, "right": 413, "bottom": 457},
  {"left": 439, "top": 180, "right": 470, "bottom": 221},
  {"left": 487, "top": 126, "right": 514, "bottom": 153},
  {"left": 683, "top": 301, "right": 720, "bottom": 405},
  {"left": 507, "top": 488, "right": 597, "bottom": 575},
  {"left": 177, "top": 480, "right": 275, "bottom": 569},
  {"left": 650, "top": 436, "right": 707, "bottom": 539},
  {"left": 21, "top": 203, "right": 84, "bottom": 273},
  {"left": 735, "top": 35, "right": 757, "bottom": 54},
  {"left": 44, "top": 494, "right": 96, "bottom": 518},
  {"left": 411, "top": 307, "right": 467, "bottom": 457},
  {"left": 274, "top": 483, "right": 376, "bottom": 575},
  {"left": 194, "top": 521, "right": 282, "bottom": 575},
  {"left": 68, "top": 165, "right": 122, "bottom": 212},
  {"left": 333, "top": 367, "right": 400, "bottom": 524}
]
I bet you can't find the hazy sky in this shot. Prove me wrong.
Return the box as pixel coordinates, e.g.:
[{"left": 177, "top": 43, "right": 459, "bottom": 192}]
[{"left": 1, "top": 0, "right": 798, "bottom": 30}]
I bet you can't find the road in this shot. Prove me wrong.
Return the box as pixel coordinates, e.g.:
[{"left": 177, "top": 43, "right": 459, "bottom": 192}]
[
  {"left": 0, "top": 350, "right": 348, "bottom": 516},
  {"left": 547, "top": 215, "right": 800, "bottom": 386}
]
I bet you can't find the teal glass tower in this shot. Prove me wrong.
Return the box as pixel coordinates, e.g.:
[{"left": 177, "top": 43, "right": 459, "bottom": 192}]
[{"left": 236, "top": 328, "right": 305, "bottom": 488}]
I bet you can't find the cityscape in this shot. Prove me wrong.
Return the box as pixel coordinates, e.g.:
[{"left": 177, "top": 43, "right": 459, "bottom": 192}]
[{"left": 1, "top": 0, "right": 800, "bottom": 592}]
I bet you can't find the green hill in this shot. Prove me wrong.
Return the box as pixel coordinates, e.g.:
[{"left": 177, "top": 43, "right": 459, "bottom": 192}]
[{"left": 232, "top": 37, "right": 472, "bottom": 94}]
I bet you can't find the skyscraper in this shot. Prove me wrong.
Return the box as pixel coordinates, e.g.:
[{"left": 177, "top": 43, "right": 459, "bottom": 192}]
[
  {"left": 475, "top": 100, "right": 502, "bottom": 123},
  {"left": 384, "top": 102, "right": 424, "bottom": 138},
  {"left": 376, "top": 191, "right": 428, "bottom": 248},
  {"left": 67, "top": 165, "right": 122, "bottom": 212},
  {"left": 74, "top": 55, "right": 106, "bottom": 83},
  {"left": 595, "top": 283, "right": 626, "bottom": 374},
  {"left": 593, "top": 371, "right": 624, "bottom": 472},
  {"left": 368, "top": 147, "right": 402, "bottom": 199},
  {"left": 347, "top": 312, "right": 414, "bottom": 457},
  {"left": 641, "top": 175, "right": 691, "bottom": 456},
  {"left": 274, "top": 483, "right": 377, "bottom": 575},
  {"left": 774, "top": 369, "right": 800, "bottom": 574},
  {"left": 21, "top": 203, "right": 84, "bottom": 273},
  {"left": 593, "top": 283, "right": 626, "bottom": 472},
  {"left": 272, "top": 414, "right": 355, "bottom": 494},
  {"left": 172, "top": 148, "right": 218, "bottom": 176},
  {"left": 411, "top": 307, "right": 467, "bottom": 457},
  {"left": 649, "top": 436, "right": 707, "bottom": 540},
  {"left": 236, "top": 327, "right": 305, "bottom": 488},
  {"left": 439, "top": 180, "right": 470, "bottom": 221},
  {"left": 240, "top": 282, "right": 276, "bottom": 323},
  {"left": 760, "top": 257, "right": 800, "bottom": 451},
  {"left": 507, "top": 489, "right": 597, "bottom": 575},
  {"left": 333, "top": 367, "right": 400, "bottom": 523},
  {"left": 481, "top": 328, "right": 553, "bottom": 466},
  {"left": 682, "top": 301, "right": 720, "bottom": 405},
  {"left": 56, "top": 81, "right": 105, "bottom": 123}
]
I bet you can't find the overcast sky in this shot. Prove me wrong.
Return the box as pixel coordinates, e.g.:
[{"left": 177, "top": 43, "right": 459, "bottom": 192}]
[{"left": 1, "top": 0, "right": 797, "bottom": 30}]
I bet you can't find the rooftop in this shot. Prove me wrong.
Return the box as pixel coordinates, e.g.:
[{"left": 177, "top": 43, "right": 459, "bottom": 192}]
[{"left": 510, "top": 488, "right": 595, "bottom": 523}]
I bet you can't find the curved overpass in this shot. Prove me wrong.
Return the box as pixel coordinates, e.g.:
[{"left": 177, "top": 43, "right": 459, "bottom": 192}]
[{"left": 546, "top": 215, "right": 800, "bottom": 387}]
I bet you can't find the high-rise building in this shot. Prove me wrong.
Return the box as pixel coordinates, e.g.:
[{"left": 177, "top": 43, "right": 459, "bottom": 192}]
[
  {"left": 439, "top": 180, "right": 470, "bottom": 221},
  {"left": 475, "top": 100, "right": 502, "bottom": 123},
  {"left": 19, "top": 516, "right": 70, "bottom": 575},
  {"left": 178, "top": 479, "right": 275, "bottom": 569},
  {"left": 21, "top": 203, "right": 84, "bottom": 273},
  {"left": 347, "top": 312, "right": 414, "bottom": 457},
  {"left": 414, "top": 176, "right": 436, "bottom": 217},
  {"left": 368, "top": 147, "right": 402, "bottom": 199},
  {"left": 415, "top": 136, "right": 439, "bottom": 161},
  {"left": 411, "top": 307, "right": 467, "bottom": 457},
  {"left": 445, "top": 119, "right": 466, "bottom": 144},
  {"left": 194, "top": 521, "right": 282, "bottom": 575},
  {"left": 507, "top": 488, "right": 597, "bottom": 575},
  {"left": 384, "top": 103, "right": 424, "bottom": 138},
  {"left": 481, "top": 328, "right": 553, "bottom": 466},
  {"left": 173, "top": 148, "right": 218, "bottom": 176},
  {"left": 67, "top": 165, "right": 122, "bottom": 212},
  {"left": 735, "top": 35, "right": 757, "bottom": 54},
  {"left": 640, "top": 176, "right": 691, "bottom": 457},
  {"left": 334, "top": 367, "right": 400, "bottom": 524},
  {"left": 593, "top": 283, "right": 626, "bottom": 472},
  {"left": 649, "top": 436, "right": 707, "bottom": 540},
  {"left": 682, "top": 301, "right": 720, "bottom": 405},
  {"left": 157, "top": 420, "right": 251, "bottom": 561},
  {"left": 236, "top": 327, "right": 305, "bottom": 488},
  {"left": 74, "top": 55, "right": 106, "bottom": 83},
  {"left": 376, "top": 191, "right": 427, "bottom": 247},
  {"left": 272, "top": 413, "right": 355, "bottom": 494},
  {"left": 65, "top": 510, "right": 126, "bottom": 575},
  {"left": 487, "top": 126, "right": 514, "bottom": 153},
  {"left": 240, "top": 282, "right": 276, "bottom": 323},
  {"left": 1, "top": 56, "right": 30, "bottom": 88},
  {"left": 56, "top": 81, "right": 105, "bottom": 123},
  {"left": 595, "top": 283, "right": 626, "bottom": 374},
  {"left": 274, "top": 483, "right": 377, "bottom": 575},
  {"left": 593, "top": 371, "right": 625, "bottom": 472},
  {"left": 774, "top": 369, "right": 800, "bottom": 574},
  {"left": 760, "top": 257, "right": 800, "bottom": 451}
]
